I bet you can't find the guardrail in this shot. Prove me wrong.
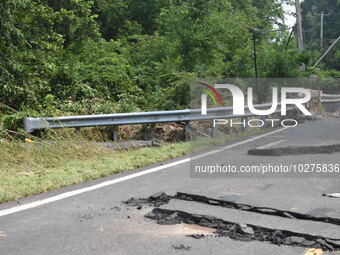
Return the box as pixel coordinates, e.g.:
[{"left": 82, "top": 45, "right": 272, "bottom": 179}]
[
  {"left": 321, "top": 94, "right": 340, "bottom": 103},
  {"left": 22, "top": 92, "right": 340, "bottom": 140},
  {"left": 321, "top": 94, "right": 340, "bottom": 113},
  {"left": 24, "top": 103, "right": 291, "bottom": 139}
]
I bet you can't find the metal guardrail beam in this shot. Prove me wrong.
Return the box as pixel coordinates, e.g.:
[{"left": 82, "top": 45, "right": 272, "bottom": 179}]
[
  {"left": 322, "top": 94, "right": 340, "bottom": 99},
  {"left": 321, "top": 94, "right": 340, "bottom": 103},
  {"left": 23, "top": 103, "right": 289, "bottom": 133},
  {"left": 320, "top": 94, "right": 340, "bottom": 113}
]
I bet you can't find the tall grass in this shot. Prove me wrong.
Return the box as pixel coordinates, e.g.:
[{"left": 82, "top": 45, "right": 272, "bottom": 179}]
[
  {"left": 0, "top": 130, "right": 189, "bottom": 203},
  {"left": 0, "top": 128, "right": 264, "bottom": 203}
]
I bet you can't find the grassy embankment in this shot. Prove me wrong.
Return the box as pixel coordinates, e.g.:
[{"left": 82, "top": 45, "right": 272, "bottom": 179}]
[{"left": 0, "top": 129, "right": 264, "bottom": 203}]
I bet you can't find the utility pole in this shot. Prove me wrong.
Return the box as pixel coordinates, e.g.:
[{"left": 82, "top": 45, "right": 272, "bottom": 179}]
[
  {"left": 319, "top": 11, "right": 330, "bottom": 49},
  {"left": 295, "top": 0, "right": 304, "bottom": 52},
  {"left": 321, "top": 11, "right": 324, "bottom": 48},
  {"left": 252, "top": 32, "right": 259, "bottom": 103}
]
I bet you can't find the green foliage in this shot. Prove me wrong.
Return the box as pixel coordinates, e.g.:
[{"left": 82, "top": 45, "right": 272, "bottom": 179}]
[
  {"left": 304, "top": 67, "right": 340, "bottom": 79},
  {"left": 2, "top": 112, "right": 32, "bottom": 131},
  {"left": 2, "top": 0, "right": 338, "bottom": 132},
  {"left": 76, "top": 40, "right": 134, "bottom": 99},
  {"left": 256, "top": 34, "right": 301, "bottom": 78},
  {"left": 0, "top": 0, "right": 99, "bottom": 109},
  {"left": 156, "top": 0, "right": 255, "bottom": 75},
  {"left": 301, "top": 0, "right": 340, "bottom": 69},
  {"left": 95, "top": 0, "right": 169, "bottom": 39}
]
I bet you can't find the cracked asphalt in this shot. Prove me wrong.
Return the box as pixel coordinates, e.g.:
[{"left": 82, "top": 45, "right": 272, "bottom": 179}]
[{"left": 0, "top": 117, "right": 339, "bottom": 255}]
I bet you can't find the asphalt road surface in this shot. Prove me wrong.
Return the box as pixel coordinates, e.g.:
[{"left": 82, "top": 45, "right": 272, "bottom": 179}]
[{"left": 1, "top": 117, "right": 340, "bottom": 255}]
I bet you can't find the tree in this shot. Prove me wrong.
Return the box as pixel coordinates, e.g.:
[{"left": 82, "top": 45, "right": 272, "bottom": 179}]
[
  {"left": 94, "top": 0, "right": 170, "bottom": 40},
  {"left": 0, "top": 0, "right": 99, "bottom": 109}
]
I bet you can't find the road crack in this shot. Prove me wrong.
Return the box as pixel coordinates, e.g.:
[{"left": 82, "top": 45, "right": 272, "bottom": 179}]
[
  {"left": 146, "top": 208, "right": 340, "bottom": 251},
  {"left": 175, "top": 192, "right": 340, "bottom": 226},
  {"left": 248, "top": 144, "right": 340, "bottom": 156}
]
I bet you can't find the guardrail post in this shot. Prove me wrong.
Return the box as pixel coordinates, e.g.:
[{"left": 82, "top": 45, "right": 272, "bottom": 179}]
[
  {"left": 273, "top": 113, "right": 279, "bottom": 127},
  {"left": 184, "top": 121, "right": 190, "bottom": 141},
  {"left": 113, "top": 126, "right": 119, "bottom": 142},
  {"left": 241, "top": 117, "right": 247, "bottom": 132},
  {"left": 261, "top": 115, "right": 267, "bottom": 129},
  {"left": 211, "top": 121, "right": 217, "bottom": 138}
]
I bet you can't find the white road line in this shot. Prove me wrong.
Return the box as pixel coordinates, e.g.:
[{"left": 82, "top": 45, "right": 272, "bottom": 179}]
[
  {"left": 191, "top": 127, "right": 290, "bottom": 160},
  {"left": 0, "top": 159, "right": 191, "bottom": 218},
  {"left": 0, "top": 127, "right": 290, "bottom": 218},
  {"left": 256, "top": 139, "right": 288, "bottom": 150}
]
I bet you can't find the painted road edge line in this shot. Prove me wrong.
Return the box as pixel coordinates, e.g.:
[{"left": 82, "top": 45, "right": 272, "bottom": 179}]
[
  {"left": 256, "top": 139, "right": 288, "bottom": 150},
  {"left": 0, "top": 127, "right": 290, "bottom": 218}
]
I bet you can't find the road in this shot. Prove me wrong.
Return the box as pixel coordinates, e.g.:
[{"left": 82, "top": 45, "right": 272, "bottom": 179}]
[{"left": 0, "top": 117, "right": 340, "bottom": 255}]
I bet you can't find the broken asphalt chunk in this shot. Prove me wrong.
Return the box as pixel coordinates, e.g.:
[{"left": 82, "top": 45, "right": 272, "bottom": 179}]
[{"left": 239, "top": 224, "right": 254, "bottom": 235}]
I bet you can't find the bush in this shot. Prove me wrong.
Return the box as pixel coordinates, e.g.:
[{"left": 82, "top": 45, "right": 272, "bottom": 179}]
[{"left": 2, "top": 113, "right": 28, "bottom": 131}]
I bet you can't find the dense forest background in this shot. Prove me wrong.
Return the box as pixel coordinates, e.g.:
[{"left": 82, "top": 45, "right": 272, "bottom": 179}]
[{"left": 0, "top": 0, "right": 339, "bottom": 130}]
